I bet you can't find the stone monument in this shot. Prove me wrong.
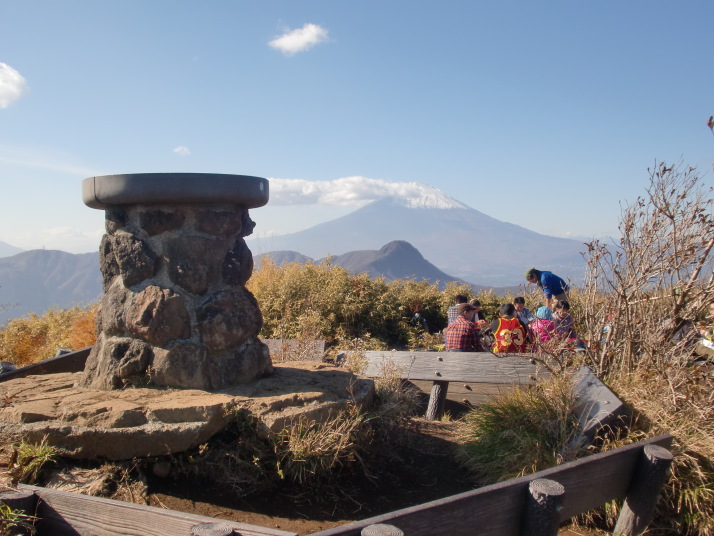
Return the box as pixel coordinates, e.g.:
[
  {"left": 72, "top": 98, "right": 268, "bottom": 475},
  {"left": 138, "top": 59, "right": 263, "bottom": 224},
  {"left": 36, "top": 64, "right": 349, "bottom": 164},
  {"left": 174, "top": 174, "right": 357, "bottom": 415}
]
[{"left": 78, "top": 173, "right": 273, "bottom": 391}]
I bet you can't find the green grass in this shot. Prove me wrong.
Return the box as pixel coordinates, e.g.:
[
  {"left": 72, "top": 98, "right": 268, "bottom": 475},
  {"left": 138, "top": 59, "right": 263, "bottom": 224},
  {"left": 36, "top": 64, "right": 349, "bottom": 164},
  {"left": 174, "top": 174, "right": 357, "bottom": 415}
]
[{"left": 458, "top": 374, "right": 586, "bottom": 483}]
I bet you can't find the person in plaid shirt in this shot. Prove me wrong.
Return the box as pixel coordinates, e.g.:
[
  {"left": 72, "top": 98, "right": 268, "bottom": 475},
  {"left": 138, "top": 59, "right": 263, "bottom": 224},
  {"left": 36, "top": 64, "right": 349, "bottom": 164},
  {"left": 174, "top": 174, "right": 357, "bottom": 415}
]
[
  {"left": 444, "top": 303, "right": 483, "bottom": 351},
  {"left": 446, "top": 294, "right": 469, "bottom": 324}
]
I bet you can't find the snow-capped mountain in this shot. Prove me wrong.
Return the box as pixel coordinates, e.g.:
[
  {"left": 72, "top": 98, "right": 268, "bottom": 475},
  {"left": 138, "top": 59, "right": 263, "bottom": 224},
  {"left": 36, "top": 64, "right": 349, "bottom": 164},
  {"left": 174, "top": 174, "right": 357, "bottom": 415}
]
[{"left": 251, "top": 194, "right": 586, "bottom": 287}]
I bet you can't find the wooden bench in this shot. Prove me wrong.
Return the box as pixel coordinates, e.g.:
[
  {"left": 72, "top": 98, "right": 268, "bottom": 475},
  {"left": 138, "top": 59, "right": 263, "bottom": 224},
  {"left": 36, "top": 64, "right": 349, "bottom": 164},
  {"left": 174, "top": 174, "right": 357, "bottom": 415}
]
[
  {"left": 361, "top": 350, "right": 542, "bottom": 420},
  {"left": 360, "top": 351, "right": 630, "bottom": 437}
]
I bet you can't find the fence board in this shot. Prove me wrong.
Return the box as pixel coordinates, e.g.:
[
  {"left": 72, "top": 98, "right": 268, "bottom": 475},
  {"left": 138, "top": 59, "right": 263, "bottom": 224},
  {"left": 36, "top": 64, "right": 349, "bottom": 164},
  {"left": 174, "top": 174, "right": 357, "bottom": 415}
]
[
  {"left": 362, "top": 351, "right": 541, "bottom": 384},
  {"left": 23, "top": 484, "right": 297, "bottom": 536},
  {"left": 306, "top": 434, "right": 673, "bottom": 536},
  {"left": 0, "top": 347, "right": 91, "bottom": 382}
]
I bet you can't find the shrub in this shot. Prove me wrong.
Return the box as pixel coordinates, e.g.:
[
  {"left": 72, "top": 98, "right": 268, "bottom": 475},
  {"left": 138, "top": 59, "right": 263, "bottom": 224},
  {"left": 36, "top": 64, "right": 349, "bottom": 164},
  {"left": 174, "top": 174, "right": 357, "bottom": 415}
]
[
  {"left": 0, "top": 305, "right": 97, "bottom": 366},
  {"left": 578, "top": 161, "right": 714, "bottom": 535}
]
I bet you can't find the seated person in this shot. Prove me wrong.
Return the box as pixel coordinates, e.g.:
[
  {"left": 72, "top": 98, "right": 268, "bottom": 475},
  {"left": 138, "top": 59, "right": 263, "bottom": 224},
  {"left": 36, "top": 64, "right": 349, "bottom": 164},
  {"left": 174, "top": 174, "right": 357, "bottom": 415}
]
[
  {"left": 553, "top": 300, "right": 577, "bottom": 340},
  {"left": 444, "top": 303, "right": 483, "bottom": 352},
  {"left": 469, "top": 299, "right": 488, "bottom": 323},
  {"left": 513, "top": 296, "right": 535, "bottom": 326},
  {"left": 490, "top": 303, "right": 528, "bottom": 353},
  {"left": 447, "top": 294, "right": 469, "bottom": 325},
  {"left": 528, "top": 306, "right": 556, "bottom": 349},
  {"left": 553, "top": 300, "right": 586, "bottom": 351}
]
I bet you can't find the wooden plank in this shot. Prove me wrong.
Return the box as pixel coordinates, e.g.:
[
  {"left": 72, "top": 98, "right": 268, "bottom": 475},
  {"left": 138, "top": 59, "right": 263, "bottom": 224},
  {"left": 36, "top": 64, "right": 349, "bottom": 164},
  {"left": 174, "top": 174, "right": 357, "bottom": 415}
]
[
  {"left": 408, "top": 380, "right": 525, "bottom": 407},
  {"left": 306, "top": 434, "right": 673, "bottom": 536},
  {"left": 571, "top": 365, "right": 630, "bottom": 440},
  {"left": 0, "top": 347, "right": 91, "bottom": 383},
  {"left": 363, "top": 351, "right": 541, "bottom": 384},
  {"left": 0, "top": 338, "right": 326, "bottom": 385},
  {"left": 22, "top": 484, "right": 297, "bottom": 536},
  {"left": 263, "top": 339, "right": 325, "bottom": 362}
]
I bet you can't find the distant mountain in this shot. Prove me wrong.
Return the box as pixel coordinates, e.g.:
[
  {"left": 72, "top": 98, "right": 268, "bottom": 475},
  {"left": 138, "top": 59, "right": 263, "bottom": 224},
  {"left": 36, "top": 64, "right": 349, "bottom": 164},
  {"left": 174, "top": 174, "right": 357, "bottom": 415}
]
[
  {"left": 0, "top": 250, "right": 102, "bottom": 325},
  {"left": 0, "top": 240, "right": 23, "bottom": 259},
  {"left": 252, "top": 195, "right": 586, "bottom": 286},
  {"left": 326, "top": 240, "right": 471, "bottom": 290},
  {"left": 255, "top": 241, "right": 519, "bottom": 293},
  {"left": 254, "top": 250, "right": 313, "bottom": 269}
]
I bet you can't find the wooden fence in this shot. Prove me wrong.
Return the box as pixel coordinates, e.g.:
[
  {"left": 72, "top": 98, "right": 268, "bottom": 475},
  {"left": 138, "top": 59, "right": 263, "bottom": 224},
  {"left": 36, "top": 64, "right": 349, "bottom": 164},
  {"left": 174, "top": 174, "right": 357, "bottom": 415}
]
[
  {"left": 0, "top": 339, "right": 325, "bottom": 383},
  {"left": 1, "top": 347, "right": 671, "bottom": 536},
  {"left": 1, "top": 434, "right": 672, "bottom": 536},
  {"left": 307, "top": 434, "right": 673, "bottom": 536}
]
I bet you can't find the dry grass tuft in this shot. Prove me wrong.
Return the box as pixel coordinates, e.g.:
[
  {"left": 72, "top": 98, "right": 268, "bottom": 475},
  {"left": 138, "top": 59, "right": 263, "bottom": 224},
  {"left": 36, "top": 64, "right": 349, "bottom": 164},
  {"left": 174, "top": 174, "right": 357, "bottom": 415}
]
[{"left": 458, "top": 373, "right": 588, "bottom": 484}]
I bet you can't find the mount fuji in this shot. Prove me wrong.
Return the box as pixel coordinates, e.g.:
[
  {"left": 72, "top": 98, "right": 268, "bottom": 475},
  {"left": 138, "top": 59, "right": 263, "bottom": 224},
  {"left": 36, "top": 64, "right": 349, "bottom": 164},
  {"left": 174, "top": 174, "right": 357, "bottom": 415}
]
[{"left": 250, "top": 187, "right": 587, "bottom": 287}]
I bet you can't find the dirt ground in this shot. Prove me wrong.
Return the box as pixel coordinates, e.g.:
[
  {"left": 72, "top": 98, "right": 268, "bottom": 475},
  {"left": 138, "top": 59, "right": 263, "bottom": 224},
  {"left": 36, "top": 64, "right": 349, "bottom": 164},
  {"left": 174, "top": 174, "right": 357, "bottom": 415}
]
[
  {"left": 146, "top": 419, "right": 471, "bottom": 535},
  {"left": 142, "top": 418, "right": 604, "bottom": 536}
]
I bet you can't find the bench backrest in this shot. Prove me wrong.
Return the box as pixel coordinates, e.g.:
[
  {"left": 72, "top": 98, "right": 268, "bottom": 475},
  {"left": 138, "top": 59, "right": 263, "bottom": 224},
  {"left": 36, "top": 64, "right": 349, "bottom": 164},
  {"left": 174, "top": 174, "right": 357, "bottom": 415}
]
[{"left": 362, "top": 350, "right": 542, "bottom": 384}]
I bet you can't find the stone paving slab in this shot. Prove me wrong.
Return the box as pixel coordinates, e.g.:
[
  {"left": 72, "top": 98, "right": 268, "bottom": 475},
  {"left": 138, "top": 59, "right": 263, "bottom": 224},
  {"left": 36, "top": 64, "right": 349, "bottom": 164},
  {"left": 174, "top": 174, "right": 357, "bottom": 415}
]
[{"left": 0, "top": 361, "right": 373, "bottom": 460}]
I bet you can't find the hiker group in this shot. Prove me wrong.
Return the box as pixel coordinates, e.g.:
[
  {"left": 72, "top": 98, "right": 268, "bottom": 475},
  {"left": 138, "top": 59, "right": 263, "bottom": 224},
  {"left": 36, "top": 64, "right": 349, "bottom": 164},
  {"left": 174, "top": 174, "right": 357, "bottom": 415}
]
[{"left": 444, "top": 268, "right": 581, "bottom": 353}]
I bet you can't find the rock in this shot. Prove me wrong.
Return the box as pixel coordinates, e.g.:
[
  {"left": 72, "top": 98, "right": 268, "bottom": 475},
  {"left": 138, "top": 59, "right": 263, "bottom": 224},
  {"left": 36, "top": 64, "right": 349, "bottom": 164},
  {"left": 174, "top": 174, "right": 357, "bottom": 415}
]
[
  {"left": 222, "top": 238, "right": 254, "bottom": 287},
  {"left": 0, "top": 362, "right": 374, "bottom": 460},
  {"left": 165, "top": 235, "right": 225, "bottom": 295},
  {"left": 79, "top": 337, "right": 154, "bottom": 389},
  {"left": 197, "top": 289, "right": 263, "bottom": 352},
  {"left": 151, "top": 343, "right": 209, "bottom": 390},
  {"left": 125, "top": 286, "right": 191, "bottom": 346},
  {"left": 206, "top": 340, "right": 273, "bottom": 389},
  {"left": 140, "top": 209, "right": 185, "bottom": 236},
  {"left": 108, "top": 232, "right": 157, "bottom": 289},
  {"left": 99, "top": 234, "right": 120, "bottom": 292},
  {"left": 195, "top": 209, "right": 243, "bottom": 236}
]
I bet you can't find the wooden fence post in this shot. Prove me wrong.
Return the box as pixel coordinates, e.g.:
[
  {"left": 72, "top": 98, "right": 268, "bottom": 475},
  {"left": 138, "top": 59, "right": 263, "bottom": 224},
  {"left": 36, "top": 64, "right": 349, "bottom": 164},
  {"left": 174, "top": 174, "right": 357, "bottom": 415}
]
[
  {"left": 0, "top": 489, "right": 37, "bottom": 515},
  {"left": 612, "top": 444, "right": 673, "bottom": 536},
  {"left": 361, "top": 523, "right": 404, "bottom": 536},
  {"left": 189, "top": 522, "right": 235, "bottom": 535},
  {"left": 521, "top": 478, "right": 565, "bottom": 536},
  {"left": 425, "top": 380, "right": 448, "bottom": 420},
  {"left": 0, "top": 489, "right": 38, "bottom": 536}
]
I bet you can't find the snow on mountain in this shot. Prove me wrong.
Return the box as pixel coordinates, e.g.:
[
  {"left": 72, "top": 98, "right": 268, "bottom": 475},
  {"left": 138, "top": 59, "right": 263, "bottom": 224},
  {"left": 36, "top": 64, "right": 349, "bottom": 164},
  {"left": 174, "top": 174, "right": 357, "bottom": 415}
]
[
  {"left": 268, "top": 177, "right": 468, "bottom": 210},
  {"left": 377, "top": 183, "right": 467, "bottom": 210}
]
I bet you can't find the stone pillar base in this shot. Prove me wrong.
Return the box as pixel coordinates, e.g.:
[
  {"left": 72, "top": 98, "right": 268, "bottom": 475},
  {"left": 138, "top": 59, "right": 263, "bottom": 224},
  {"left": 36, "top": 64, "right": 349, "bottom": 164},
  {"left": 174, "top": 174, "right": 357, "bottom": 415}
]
[{"left": 78, "top": 174, "right": 272, "bottom": 391}]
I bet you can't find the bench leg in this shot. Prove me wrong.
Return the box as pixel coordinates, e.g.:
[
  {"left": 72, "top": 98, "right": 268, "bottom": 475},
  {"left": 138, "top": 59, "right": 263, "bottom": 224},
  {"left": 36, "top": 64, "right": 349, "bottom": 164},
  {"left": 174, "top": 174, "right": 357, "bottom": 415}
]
[{"left": 425, "top": 380, "right": 449, "bottom": 420}]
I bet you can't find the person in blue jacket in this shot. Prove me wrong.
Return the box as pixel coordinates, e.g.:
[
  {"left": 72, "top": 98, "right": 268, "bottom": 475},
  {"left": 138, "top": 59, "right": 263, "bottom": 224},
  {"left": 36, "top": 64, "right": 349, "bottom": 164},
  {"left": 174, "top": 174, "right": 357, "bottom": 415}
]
[{"left": 525, "top": 268, "right": 569, "bottom": 309}]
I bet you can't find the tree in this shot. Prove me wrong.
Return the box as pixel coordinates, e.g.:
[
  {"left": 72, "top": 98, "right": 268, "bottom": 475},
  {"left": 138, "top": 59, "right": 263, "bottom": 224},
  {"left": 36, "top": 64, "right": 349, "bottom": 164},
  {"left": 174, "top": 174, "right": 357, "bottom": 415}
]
[{"left": 581, "top": 161, "right": 714, "bottom": 375}]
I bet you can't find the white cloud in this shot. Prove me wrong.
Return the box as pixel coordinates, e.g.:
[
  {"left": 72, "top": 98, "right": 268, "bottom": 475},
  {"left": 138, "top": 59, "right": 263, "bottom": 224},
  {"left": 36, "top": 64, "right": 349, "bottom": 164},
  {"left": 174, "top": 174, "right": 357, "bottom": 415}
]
[
  {"left": 0, "top": 152, "right": 102, "bottom": 177},
  {"left": 173, "top": 145, "right": 191, "bottom": 156},
  {"left": 0, "top": 63, "right": 29, "bottom": 108},
  {"left": 4, "top": 227, "right": 104, "bottom": 254},
  {"left": 268, "top": 23, "right": 329, "bottom": 56},
  {"left": 268, "top": 176, "right": 466, "bottom": 209}
]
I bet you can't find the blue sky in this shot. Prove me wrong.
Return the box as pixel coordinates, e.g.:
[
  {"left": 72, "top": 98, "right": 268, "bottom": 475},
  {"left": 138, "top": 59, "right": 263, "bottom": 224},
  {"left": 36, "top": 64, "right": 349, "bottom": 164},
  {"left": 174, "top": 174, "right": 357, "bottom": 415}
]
[{"left": 1, "top": 1, "right": 712, "bottom": 254}]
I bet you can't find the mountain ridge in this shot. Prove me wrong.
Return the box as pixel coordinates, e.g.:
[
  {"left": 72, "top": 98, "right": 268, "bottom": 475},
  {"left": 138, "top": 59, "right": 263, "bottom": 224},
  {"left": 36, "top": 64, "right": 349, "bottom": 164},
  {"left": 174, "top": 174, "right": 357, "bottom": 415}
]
[{"left": 251, "top": 196, "right": 586, "bottom": 286}]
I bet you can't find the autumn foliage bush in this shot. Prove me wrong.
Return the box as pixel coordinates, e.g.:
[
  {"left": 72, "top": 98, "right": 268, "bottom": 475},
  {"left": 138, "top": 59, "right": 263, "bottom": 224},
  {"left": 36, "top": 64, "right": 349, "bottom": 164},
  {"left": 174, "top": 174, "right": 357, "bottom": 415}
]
[
  {"left": 247, "top": 257, "right": 521, "bottom": 351},
  {"left": 0, "top": 305, "right": 97, "bottom": 367}
]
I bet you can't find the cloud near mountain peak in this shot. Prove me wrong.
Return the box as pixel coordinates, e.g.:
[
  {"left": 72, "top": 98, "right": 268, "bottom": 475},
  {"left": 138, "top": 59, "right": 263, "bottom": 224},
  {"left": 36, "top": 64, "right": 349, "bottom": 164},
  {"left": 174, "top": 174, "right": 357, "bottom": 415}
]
[{"left": 267, "top": 176, "right": 466, "bottom": 210}]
